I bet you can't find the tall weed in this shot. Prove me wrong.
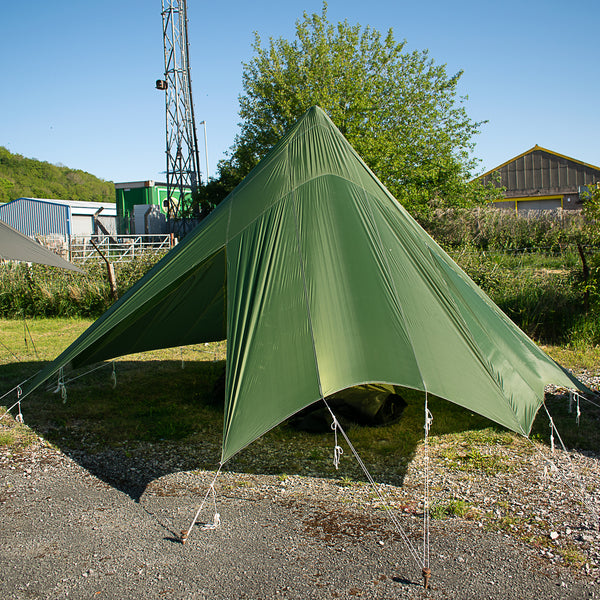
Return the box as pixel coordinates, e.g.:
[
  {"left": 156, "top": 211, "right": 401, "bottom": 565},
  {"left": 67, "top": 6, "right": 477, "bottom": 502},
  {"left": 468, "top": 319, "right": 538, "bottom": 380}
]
[
  {"left": 0, "top": 252, "right": 165, "bottom": 319},
  {"left": 419, "top": 206, "right": 599, "bottom": 251},
  {"left": 453, "top": 250, "right": 584, "bottom": 344}
]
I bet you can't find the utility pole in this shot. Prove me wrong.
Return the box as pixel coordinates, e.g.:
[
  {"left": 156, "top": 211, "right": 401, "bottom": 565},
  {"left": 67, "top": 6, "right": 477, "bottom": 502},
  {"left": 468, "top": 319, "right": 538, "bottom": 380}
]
[
  {"left": 156, "top": 0, "right": 201, "bottom": 233},
  {"left": 199, "top": 120, "right": 210, "bottom": 184}
]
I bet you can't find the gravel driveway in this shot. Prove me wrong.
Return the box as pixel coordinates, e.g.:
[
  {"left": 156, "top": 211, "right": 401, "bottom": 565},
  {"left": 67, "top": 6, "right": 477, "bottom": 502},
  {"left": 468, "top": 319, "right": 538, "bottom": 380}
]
[{"left": 1, "top": 441, "right": 597, "bottom": 600}]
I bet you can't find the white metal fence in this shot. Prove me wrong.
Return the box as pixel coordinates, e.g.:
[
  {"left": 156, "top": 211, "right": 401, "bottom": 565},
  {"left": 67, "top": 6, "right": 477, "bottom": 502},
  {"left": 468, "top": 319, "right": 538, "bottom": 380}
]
[{"left": 69, "top": 234, "right": 173, "bottom": 264}]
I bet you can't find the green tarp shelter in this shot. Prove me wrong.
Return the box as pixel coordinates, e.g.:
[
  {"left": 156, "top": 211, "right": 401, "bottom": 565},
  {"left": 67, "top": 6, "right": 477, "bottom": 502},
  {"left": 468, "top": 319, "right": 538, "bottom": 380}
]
[
  {"left": 24, "top": 107, "right": 583, "bottom": 463},
  {"left": 0, "top": 219, "right": 82, "bottom": 272}
]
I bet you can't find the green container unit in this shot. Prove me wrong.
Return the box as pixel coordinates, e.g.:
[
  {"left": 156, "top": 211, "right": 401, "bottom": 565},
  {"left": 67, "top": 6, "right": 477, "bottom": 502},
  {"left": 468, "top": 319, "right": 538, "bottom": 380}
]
[{"left": 115, "top": 181, "right": 169, "bottom": 234}]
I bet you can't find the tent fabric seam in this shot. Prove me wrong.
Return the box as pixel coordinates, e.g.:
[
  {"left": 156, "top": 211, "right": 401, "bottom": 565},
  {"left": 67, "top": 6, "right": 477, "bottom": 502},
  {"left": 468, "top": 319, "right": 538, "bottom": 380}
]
[
  {"left": 348, "top": 148, "right": 429, "bottom": 396},
  {"left": 221, "top": 120, "right": 322, "bottom": 206},
  {"left": 426, "top": 249, "right": 538, "bottom": 432},
  {"left": 290, "top": 155, "right": 326, "bottom": 403},
  {"left": 224, "top": 172, "right": 391, "bottom": 247}
]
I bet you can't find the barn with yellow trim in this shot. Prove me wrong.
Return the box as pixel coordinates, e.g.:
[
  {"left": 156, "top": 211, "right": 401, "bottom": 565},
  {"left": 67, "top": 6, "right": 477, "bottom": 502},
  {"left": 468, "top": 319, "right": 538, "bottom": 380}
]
[{"left": 478, "top": 145, "right": 600, "bottom": 212}]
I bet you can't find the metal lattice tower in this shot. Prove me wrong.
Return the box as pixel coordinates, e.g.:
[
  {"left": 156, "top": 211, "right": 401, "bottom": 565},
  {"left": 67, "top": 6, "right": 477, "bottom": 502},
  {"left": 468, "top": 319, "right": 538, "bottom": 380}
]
[{"left": 157, "top": 0, "right": 201, "bottom": 226}]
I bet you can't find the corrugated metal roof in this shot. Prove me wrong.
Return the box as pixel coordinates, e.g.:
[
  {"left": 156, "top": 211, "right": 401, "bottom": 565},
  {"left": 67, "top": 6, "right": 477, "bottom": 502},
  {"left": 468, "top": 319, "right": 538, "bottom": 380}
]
[
  {"left": 6, "top": 197, "right": 117, "bottom": 216},
  {"left": 114, "top": 180, "right": 186, "bottom": 191}
]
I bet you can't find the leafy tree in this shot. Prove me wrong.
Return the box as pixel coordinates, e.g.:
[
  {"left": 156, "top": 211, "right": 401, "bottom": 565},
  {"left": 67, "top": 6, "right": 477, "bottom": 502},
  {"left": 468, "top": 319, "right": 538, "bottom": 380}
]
[
  {"left": 0, "top": 176, "right": 14, "bottom": 203},
  {"left": 579, "top": 184, "right": 600, "bottom": 312},
  {"left": 582, "top": 183, "right": 600, "bottom": 222},
  {"left": 218, "top": 3, "right": 497, "bottom": 213}
]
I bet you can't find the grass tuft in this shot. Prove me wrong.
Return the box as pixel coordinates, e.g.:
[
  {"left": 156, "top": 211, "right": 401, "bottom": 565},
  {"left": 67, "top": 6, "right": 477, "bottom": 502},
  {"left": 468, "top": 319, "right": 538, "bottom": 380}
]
[{"left": 431, "top": 499, "right": 477, "bottom": 520}]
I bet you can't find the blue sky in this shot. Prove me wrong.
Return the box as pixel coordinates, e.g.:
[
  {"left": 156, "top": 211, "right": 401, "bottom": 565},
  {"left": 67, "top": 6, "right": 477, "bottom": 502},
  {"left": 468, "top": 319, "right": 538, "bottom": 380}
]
[{"left": 2, "top": 0, "right": 598, "bottom": 185}]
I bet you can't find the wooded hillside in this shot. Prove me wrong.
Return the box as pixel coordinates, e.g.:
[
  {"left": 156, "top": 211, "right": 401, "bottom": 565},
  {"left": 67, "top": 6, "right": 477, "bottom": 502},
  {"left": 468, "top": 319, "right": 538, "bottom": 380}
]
[{"left": 0, "top": 146, "right": 114, "bottom": 204}]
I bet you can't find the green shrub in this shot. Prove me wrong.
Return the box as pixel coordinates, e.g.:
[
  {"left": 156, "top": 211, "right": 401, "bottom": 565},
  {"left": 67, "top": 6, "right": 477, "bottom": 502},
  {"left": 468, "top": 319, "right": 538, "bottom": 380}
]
[{"left": 567, "top": 312, "right": 600, "bottom": 348}]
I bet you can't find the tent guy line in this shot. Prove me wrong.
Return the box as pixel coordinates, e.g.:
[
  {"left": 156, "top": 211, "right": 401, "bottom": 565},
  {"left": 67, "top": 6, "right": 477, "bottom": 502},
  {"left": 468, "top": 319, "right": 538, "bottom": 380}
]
[
  {"left": 181, "top": 395, "right": 429, "bottom": 577},
  {"left": 540, "top": 404, "right": 599, "bottom": 525},
  {"left": 180, "top": 464, "right": 223, "bottom": 544},
  {"left": 326, "top": 398, "right": 429, "bottom": 573}
]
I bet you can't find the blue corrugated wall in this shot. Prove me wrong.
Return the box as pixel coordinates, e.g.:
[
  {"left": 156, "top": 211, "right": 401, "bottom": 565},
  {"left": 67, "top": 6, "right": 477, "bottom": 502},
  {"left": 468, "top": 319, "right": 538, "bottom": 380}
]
[{"left": 0, "top": 198, "right": 70, "bottom": 239}]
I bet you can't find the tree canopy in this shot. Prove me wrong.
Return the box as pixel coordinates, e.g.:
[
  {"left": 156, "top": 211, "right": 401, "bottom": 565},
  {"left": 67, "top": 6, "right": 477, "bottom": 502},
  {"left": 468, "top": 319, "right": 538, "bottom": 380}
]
[
  {"left": 0, "top": 146, "right": 114, "bottom": 204},
  {"left": 216, "top": 3, "right": 500, "bottom": 213}
]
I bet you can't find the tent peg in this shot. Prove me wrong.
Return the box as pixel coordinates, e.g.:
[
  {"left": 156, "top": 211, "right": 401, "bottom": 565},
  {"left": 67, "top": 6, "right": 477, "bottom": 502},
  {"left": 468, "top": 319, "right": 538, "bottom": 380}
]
[{"left": 422, "top": 567, "right": 432, "bottom": 589}]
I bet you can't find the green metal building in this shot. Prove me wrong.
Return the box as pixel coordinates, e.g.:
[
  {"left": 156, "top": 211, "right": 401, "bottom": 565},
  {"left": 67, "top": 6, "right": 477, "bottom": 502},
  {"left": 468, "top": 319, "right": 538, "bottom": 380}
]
[{"left": 115, "top": 180, "right": 191, "bottom": 234}]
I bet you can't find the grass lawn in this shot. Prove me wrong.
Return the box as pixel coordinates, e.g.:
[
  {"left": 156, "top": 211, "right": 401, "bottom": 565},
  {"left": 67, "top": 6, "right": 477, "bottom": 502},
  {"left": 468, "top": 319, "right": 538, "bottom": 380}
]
[
  {"left": 542, "top": 343, "right": 600, "bottom": 373},
  {"left": 1, "top": 318, "right": 599, "bottom": 485}
]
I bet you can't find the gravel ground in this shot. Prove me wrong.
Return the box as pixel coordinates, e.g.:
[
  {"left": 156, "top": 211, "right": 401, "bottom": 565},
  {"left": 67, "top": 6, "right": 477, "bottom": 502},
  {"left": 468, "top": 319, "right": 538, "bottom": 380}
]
[{"left": 1, "top": 432, "right": 599, "bottom": 600}]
